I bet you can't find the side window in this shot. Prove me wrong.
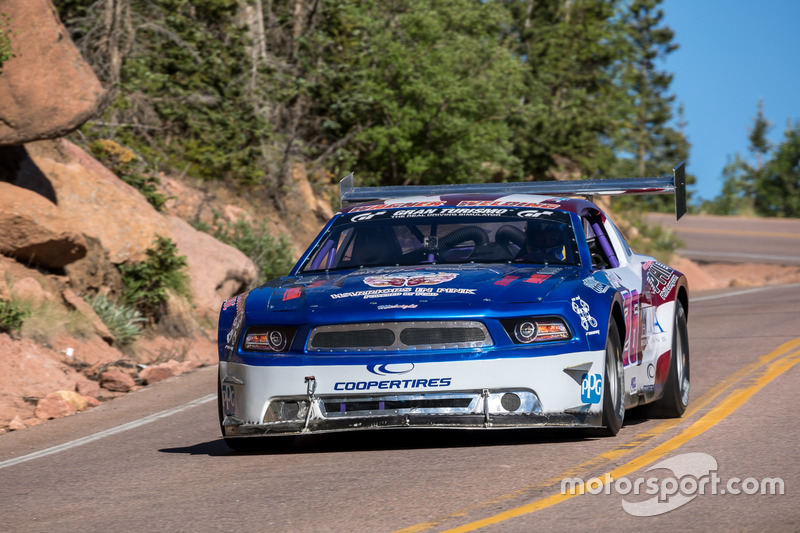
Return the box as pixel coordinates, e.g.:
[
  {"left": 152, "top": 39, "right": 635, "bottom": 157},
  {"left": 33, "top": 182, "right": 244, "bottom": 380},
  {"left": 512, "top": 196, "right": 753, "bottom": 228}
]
[{"left": 607, "top": 219, "right": 633, "bottom": 259}]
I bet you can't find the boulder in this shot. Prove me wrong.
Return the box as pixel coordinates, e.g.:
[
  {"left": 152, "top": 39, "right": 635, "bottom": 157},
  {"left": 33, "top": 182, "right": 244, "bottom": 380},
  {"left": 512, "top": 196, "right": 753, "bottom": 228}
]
[
  {"left": 9, "top": 276, "right": 56, "bottom": 305},
  {"left": 165, "top": 215, "right": 257, "bottom": 317},
  {"left": 0, "top": 0, "right": 106, "bottom": 145},
  {"left": 139, "top": 359, "right": 202, "bottom": 385},
  {"left": 63, "top": 235, "right": 125, "bottom": 299},
  {"left": 34, "top": 390, "right": 98, "bottom": 420},
  {"left": 99, "top": 369, "right": 136, "bottom": 392},
  {"left": 0, "top": 182, "right": 88, "bottom": 268},
  {"left": 23, "top": 139, "right": 174, "bottom": 264}
]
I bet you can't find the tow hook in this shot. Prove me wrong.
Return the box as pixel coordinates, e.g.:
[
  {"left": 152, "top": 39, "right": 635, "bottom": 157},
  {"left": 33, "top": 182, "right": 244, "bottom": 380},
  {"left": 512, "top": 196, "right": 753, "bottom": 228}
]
[
  {"left": 482, "top": 388, "right": 491, "bottom": 427},
  {"left": 303, "top": 376, "right": 317, "bottom": 432}
]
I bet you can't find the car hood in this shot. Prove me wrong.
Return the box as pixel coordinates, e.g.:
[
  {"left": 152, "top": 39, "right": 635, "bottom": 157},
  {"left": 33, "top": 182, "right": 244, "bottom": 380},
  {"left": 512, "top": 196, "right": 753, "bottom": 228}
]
[{"left": 250, "top": 264, "right": 584, "bottom": 320}]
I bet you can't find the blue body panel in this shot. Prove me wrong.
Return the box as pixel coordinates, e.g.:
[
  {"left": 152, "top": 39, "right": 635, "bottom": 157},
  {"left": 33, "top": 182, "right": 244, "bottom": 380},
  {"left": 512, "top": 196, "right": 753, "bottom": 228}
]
[{"left": 218, "top": 262, "right": 620, "bottom": 367}]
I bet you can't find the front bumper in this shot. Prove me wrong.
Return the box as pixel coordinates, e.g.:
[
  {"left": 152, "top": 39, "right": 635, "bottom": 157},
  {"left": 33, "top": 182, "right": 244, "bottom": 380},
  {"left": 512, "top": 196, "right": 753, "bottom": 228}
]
[{"left": 219, "top": 349, "right": 607, "bottom": 437}]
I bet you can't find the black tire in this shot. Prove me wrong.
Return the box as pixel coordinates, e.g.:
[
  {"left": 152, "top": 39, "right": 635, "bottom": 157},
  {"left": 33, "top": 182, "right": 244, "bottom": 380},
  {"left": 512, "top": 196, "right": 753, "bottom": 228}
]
[
  {"left": 648, "top": 300, "right": 690, "bottom": 418},
  {"left": 217, "top": 374, "right": 295, "bottom": 452},
  {"left": 599, "top": 318, "right": 625, "bottom": 436}
]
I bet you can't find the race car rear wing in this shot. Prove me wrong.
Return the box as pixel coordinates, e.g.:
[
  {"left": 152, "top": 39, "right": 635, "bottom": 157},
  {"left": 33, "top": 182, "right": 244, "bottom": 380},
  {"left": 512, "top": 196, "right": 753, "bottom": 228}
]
[{"left": 340, "top": 161, "right": 687, "bottom": 220}]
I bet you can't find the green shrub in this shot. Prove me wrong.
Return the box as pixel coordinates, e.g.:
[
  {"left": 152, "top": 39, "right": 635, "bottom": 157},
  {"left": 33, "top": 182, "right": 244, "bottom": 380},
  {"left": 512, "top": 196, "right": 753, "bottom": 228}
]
[
  {"left": 0, "top": 299, "right": 28, "bottom": 334},
  {"left": 86, "top": 294, "right": 145, "bottom": 346},
  {"left": 90, "top": 139, "right": 169, "bottom": 212},
  {"left": 627, "top": 215, "right": 684, "bottom": 264},
  {"left": 120, "top": 236, "right": 190, "bottom": 320}
]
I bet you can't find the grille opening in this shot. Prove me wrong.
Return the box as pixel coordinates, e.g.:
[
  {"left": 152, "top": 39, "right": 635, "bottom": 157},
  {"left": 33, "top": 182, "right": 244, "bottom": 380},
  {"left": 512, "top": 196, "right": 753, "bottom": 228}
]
[
  {"left": 324, "top": 398, "right": 472, "bottom": 413},
  {"left": 399, "top": 327, "right": 485, "bottom": 345},
  {"left": 311, "top": 329, "right": 395, "bottom": 348},
  {"left": 308, "top": 321, "right": 493, "bottom": 352}
]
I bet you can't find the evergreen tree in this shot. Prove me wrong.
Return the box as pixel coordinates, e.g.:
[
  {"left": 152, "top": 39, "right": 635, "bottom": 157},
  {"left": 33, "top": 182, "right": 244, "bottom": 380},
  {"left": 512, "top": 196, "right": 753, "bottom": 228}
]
[
  {"left": 609, "top": 0, "right": 692, "bottom": 213},
  {"left": 755, "top": 121, "right": 800, "bottom": 217},
  {"left": 504, "top": 0, "right": 623, "bottom": 180},
  {"left": 305, "top": 0, "right": 525, "bottom": 186},
  {"left": 705, "top": 103, "right": 800, "bottom": 218}
]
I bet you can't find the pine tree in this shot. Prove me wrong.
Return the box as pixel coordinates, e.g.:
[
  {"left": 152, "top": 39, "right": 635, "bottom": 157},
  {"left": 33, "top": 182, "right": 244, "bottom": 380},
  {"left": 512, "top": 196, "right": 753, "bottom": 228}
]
[
  {"left": 504, "top": 0, "right": 623, "bottom": 180},
  {"left": 609, "top": 0, "right": 691, "bottom": 213}
]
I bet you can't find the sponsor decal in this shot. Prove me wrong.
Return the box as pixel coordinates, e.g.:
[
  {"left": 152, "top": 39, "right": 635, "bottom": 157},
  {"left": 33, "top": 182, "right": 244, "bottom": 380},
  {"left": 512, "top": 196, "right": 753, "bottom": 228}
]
[
  {"left": 517, "top": 210, "right": 546, "bottom": 218},
  {"left": 334, "top": 377, "right": 452, "bottom": 391},
  {"left": 524, "top": 274, "right": 552, "bottom": 284},
  {"left": 631, "top": 376, "right": 637, "bottom": 393},
  {"left": 364, "top": 272, "right": 457, "bottom": 288},
  {"left": 457, "top": 200, "right": 561, "bottom": 209},
  {"left": 571, "top": 296, "right": 598, "bottom": 332},
  {"left": 308, "top": 280, "right": 326, "bottom": 288},
  {"left": 392, "top": 208, "right": 510, "bottom": 218},
  {"left": 583, "top": 277, "right": 612, "bottom": 294},
  {"left": 331, "top": 286, "right": 476, "bottom": 300},
  {"left": 225, "top": 294, "right": 247, "bottom": 350},
  {"left": 606, "top": 272, "right": 624, "bottom": 289},
  {"left": 367, "top": 363, "right": 415, "bottom": 376},
  {"left": 220, "top": 383, "right": 235, "bottom": 415},
  {"left": 222, "top": 295, "right": 238, "bottom": 311},
  {"left": 495, "top": 275, "right": 519, "bottom": 286},
  {"left": 351, "top": 211, "right": 386, "bottom": 221},
  {"left": 377, "top": 304, "right": 418, "bottom": 310},
  {"left": 349, "top": 201, "right": 446, "bottom": 213},
  {"left": 645, "top": 261, "right": 679, "bottom": 299},
  {"left": 581, "top": 373, "right": 603, "bottom": 403},
  {"left": 538, "top": 266, "right": 563, "bottom": 275},
  {"left": 647, "top": 363, "right": 656, "bottom": 379},
  {"left": 282, "top": 287, "right": 303, "bottom": 301}
]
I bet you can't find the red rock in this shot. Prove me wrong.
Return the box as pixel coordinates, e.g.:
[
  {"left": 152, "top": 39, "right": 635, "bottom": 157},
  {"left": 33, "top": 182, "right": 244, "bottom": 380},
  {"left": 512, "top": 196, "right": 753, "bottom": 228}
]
[
  {"left": 35, "top": 391, "right": 78, "bottom": 420},
  {"left": 75, "top": 376, "right": 102, "bottom": 398},
  {"left": 25, "top": 140, "right": 174, "bottom": 265},
  {"left": 8, "top": 416, "right": 26, "bottom": 431},
  {"left": 99, "top": 369, "right": 136, "bottom": 392},
  {"left": 0, "top": 183, "right": 87, "bottom": 269},
  {"left": 0, "top": 0, "right": 106, "bottom": 144},
  {"left": 139, "top": 364, "right": 176, "bottom": 385},
  {"left": 165, "top": 215, "right": 257, "bottom": 318}
]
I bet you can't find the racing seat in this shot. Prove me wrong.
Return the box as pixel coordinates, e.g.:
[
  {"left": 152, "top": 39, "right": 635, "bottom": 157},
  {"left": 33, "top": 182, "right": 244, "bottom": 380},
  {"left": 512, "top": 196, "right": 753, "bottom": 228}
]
[{"left": 349, "top": 227, "right": 398, "bottom": 266}]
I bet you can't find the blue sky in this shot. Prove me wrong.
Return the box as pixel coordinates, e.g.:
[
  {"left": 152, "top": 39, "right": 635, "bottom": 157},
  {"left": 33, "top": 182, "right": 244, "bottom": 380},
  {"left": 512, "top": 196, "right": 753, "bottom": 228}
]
[{"left": 661, "top": 0, "right": 800, "bottom": 203}]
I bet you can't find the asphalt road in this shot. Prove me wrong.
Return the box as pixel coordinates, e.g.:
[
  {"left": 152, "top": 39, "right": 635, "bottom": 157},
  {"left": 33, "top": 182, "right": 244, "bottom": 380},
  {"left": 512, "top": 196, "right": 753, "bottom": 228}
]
[
  {"left": 647, "top": 213, "right": 800, "bottom": 265},
  {"left": 2, "top": 216, "right": 799, "bottom": 532},
  {"left": 2, "top": 284, "right": 798, "bottom": 532}
]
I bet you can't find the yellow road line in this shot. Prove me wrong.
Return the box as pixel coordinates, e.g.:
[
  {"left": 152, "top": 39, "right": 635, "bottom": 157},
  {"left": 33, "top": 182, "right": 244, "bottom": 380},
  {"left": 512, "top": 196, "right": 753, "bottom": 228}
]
[
  {"left": 443, "top": 347, "right": 800, "bottom": 532},
  {"left": 396, "top": 336, "right": 800, "bottom": 533}
]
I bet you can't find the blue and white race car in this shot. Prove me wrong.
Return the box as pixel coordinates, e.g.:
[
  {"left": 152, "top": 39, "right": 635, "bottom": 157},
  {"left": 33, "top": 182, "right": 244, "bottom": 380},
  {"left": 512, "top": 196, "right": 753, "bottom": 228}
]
[{"left": 217, "top": 164, "right": 690, "bottom": 450}]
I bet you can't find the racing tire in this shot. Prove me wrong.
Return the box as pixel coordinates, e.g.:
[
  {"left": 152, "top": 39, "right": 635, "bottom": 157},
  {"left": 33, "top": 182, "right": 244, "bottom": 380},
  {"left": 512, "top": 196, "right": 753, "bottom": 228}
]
[
  {"left": 598, "top": 318, "right": 625, "bottom": 436},
  {"left": 648, "top": 300, "right": 690, "bottom": 418},
  {"left": 217, "top": 374, "right": 295, "bottom": 452}
]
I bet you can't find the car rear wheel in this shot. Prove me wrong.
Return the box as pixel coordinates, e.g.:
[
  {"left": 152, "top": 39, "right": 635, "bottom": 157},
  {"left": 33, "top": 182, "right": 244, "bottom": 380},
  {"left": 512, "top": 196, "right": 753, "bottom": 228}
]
[
  {"left": 599, "top": 318, "right": 625, "bottom": 436},
  {"left": 648, "top": 300, "right": 690, "bottom": 417}
]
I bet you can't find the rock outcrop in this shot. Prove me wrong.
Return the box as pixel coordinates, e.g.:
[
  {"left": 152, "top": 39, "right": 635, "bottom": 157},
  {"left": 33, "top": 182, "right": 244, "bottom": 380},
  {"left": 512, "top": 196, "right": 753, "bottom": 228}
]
[
  {"left": 0, "top": 181, "right": 88, "bottom": 268},
  {"left": 0, "top": 0, "right": 106, "bottom": 145}
]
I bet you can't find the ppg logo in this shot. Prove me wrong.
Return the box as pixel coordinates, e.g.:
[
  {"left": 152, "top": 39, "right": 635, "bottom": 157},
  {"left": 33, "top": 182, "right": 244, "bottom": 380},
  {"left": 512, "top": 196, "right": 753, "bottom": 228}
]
[
  {"left": 581, "top": 373, "right": 602, "bottom": 404},
  {"left": 221, "top": 383, "right": 236, "bottom": 415}
]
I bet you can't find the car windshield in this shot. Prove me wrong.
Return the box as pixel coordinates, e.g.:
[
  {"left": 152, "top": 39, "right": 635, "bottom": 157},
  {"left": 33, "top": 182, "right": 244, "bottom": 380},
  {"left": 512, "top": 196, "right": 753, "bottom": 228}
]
[{"left": 299, "top": 208, "right": 581, "bottom": 272}]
